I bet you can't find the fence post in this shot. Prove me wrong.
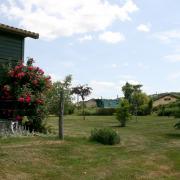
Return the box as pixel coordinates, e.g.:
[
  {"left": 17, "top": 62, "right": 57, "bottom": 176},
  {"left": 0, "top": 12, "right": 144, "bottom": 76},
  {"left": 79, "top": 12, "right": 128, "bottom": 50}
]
[{"left": 59, "top": 89, "right": 64, "bottom": 140}]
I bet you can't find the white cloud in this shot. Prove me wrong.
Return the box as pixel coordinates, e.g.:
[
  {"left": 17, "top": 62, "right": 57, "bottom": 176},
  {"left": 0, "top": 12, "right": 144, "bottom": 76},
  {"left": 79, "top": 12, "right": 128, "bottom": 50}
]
[
  {"left": 174, "top": 46, "right": 180, "bottom": 52},
  {"left": 90, "top": 80, "right": 116, "bottom": 89},
  {"left": 111, "top": 63, "right": 119, "bottom": 68},
  {"left": 123, "top": 62, "right": 129, "bottom": 67},
  {"left": 164, "top": 54, "right": 180, "bottom": 63},
  {"left": 137, "top": 23, "right": 151, "bottom": 32},
  {"left": 60, "top": 61, "right": 75, "bottom": 68},
  {"left": 49, "top": 73, "right": 63, "bottom": 82},
  {"left": 127, "top": 80, "right": 140, "bottom": 84},
  {"left": 89, "top": 80, "right": 120, "bottom": 98},
  {"left": 99, "top": 31, "right": 125, "bottom": 44},
  {"left": 78, "top": 35, "right": 93, "bottom": 43},
  {"left": 68, "top": 42, "right": 74, "bottom": 46},
  {"left": 118, "top": 74, "right": 139, "bottom": 87},
  {"left": 154, "top": 30, "right": 180, "bottom": 42},
  {"left": 137, "top": 62, "right": 149, "bottom": 69},
  {"left": 119, "top": 74, "right": 134, "bottom": 80},
  {"left": 0, "top": 0, "right": 138, "bottom": 40},
  {"left": 142, "top": 85, "right": 155, "bottom": 95},
  {"left": 168, "top": 72, "right": 180, "bottom": 81}
]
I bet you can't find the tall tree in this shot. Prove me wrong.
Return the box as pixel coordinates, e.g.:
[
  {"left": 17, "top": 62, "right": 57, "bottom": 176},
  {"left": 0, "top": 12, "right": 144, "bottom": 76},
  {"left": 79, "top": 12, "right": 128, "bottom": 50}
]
[
  {"left": 122, "top": 82, "right": 134, "bottom": 103},
  {"left": 131, "top": 91, "right": 149, "bottom": 119},
  {"left": 71, "top": 84, "right": 92, "bottom": 120},
  {"left": 122, "top": 82, "right": 143, "bottom": 102},
  {"left": 133, "top": 84, "right": 143, "bottom": 93},
  {"left": 122, "top": 82, "right": 151, "bottom": 116}
]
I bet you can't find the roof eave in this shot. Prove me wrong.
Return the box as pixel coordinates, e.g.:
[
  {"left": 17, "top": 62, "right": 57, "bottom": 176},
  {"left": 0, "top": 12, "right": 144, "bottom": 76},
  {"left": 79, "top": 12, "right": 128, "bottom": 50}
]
[{"left": 0, "top": 23, "right": 39, "bottom": 39}]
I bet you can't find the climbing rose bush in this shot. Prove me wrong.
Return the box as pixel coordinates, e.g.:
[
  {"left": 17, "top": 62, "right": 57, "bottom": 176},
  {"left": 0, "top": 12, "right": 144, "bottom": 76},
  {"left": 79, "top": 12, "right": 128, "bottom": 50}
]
[{"left": 0, "top": 58, "right": 51, "bottom": 131}]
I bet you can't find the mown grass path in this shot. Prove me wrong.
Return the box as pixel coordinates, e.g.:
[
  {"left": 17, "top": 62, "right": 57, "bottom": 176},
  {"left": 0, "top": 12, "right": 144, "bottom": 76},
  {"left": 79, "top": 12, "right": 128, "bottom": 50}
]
[{"left": 0, "top": 116, "right": 180, "bottom": 180}]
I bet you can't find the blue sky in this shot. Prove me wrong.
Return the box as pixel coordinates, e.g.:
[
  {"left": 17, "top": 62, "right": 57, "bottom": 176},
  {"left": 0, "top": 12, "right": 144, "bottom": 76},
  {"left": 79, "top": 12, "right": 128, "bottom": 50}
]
[{"left": 0, "top": 0, "right": 180, "bottom": 98}]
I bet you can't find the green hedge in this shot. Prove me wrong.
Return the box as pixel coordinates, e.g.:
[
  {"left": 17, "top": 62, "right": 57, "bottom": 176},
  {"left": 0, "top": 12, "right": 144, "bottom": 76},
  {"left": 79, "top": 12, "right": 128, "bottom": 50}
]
[{"left": 75, "top": 108, "right": 117, "bottom": 116}]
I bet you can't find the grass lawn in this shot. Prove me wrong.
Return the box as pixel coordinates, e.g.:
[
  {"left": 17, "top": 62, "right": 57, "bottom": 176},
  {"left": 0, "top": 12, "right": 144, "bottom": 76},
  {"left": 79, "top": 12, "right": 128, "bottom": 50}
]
[{"left": 0, "top": 115, "right": 180, "bottom": 180}]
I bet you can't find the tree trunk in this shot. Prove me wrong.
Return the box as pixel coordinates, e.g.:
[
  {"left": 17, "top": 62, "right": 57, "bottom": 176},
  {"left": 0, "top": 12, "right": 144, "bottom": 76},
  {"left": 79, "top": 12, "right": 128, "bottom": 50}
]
[
  {"left": 59, "top": 89, "right": 64, "bottom": 140},
  {"left": 120, "top": 119, "right": 126, "bottom": 127},
  {"left": 135, "top": 104, "right": 138, "bottom": 122},
  {"left": 77, "top": 95, "right": 79, "bottom": 109},
  {"left": 82, "top": 99, "right": 85, "bottom": 120}
]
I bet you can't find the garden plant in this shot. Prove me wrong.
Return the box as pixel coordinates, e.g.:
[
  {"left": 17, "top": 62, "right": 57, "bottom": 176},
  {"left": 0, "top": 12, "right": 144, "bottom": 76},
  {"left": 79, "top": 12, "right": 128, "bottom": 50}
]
[{"left": 0, "top": 58, "right": 51, "bottom": 132}]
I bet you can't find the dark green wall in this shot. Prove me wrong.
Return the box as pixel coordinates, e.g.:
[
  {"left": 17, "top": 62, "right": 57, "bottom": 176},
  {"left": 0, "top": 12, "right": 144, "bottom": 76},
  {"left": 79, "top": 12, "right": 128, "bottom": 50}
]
[
  {"left": 0, "top": 31, "right": 24, "bottom": 63},
  {"left": 0, "top": 31, "right": 24, "bottom": 77}
]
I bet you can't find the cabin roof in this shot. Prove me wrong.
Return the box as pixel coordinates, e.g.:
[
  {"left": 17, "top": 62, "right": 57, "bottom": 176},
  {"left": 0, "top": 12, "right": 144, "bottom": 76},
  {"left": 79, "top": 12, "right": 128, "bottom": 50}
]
[
  {"left": 153, "top": 93, "right": 179, "bottom": 101},
  {"left": 0, "top": 23, "right": 39, "bottom": 39}
]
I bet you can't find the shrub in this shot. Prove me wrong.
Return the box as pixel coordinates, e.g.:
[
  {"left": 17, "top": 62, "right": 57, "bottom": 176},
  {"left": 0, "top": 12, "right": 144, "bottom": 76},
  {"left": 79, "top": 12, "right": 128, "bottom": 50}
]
[
  {"left": 157, "top": 106, "right": 179, "bottom": 117},
  {"left": 0, "top": 58, "right": 51, "bottom": 132},
  {"left": 90, "top": 128, "right": 120, "bottom": 145},
  {"left": 116, "top": 99, "right": 131, "bottom": 127},
  {"left": 154, "top": 101, "right": 180, "bottom": 117}
]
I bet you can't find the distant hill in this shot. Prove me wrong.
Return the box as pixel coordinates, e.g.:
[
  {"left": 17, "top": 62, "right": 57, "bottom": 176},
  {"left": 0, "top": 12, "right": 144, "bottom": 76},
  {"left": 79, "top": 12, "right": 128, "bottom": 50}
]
[{"left": 150, "top": 92, "right": 180, "bottom": 101}]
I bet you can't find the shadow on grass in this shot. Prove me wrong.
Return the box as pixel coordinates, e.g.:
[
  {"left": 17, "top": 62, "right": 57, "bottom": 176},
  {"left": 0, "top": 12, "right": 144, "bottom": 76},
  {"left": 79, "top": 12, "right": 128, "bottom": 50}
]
[
  {"left": 110, "top": 125, "right": 129, "bottom": 128},
  {"left": 165, "top": 133, "right": 180, "bottom": 139},
  {"left": 110, "top": 125, "right": 121, "bottom": 128}
]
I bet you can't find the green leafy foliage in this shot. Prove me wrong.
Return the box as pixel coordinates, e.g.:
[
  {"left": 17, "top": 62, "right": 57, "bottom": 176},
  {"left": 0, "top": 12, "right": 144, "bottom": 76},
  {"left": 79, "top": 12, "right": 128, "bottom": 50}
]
[
  {"left": 90, "top": 128, "right": 120, "bottom": 145},
  {"left": 46, "top": 75, "right": 75, "bottom": 115},
  {"left": 122, "top": 82, "right": 134, "bottom": 103},
  {"left": 155, "top": 101, "right": 180, "bottom": 117},
  {"left": 116, "top": 99, "right": 131, "bottom": 127},
  {"left": 122, "top": 82, "right": 152, "bottom": 116}
]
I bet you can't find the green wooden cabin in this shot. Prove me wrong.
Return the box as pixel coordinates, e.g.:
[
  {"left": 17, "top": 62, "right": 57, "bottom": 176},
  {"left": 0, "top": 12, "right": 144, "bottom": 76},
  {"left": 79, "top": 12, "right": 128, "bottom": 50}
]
[
  {"left": 96, "top": 98, "right": 120, "bottom": 108},
  {"left": 0, "top": 23, "right": 39, "bottom": 71}
]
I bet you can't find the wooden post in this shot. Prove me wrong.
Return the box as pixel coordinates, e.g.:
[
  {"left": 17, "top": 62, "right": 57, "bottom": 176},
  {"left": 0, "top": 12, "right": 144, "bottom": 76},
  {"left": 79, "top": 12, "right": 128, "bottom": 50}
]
[
  {"left": 77, "top": 95, "right": 79, "bottom": 109},
  {"left": 59, "top": 89, "right": 64, "bottom": 140},
  {"left": 135, "top": 103, "right": 138, "bottom": 122},
  {"left": 82, "top": 99, "right": 85, "bottom": 120}
]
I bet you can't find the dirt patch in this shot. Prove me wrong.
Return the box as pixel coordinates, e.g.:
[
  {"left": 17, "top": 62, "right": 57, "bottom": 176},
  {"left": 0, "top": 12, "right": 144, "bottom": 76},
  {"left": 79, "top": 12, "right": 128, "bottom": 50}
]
[
  {"left": 0, "top": 172, "right": 32, "bottom": 180},
  {"left": 1, "top": 140, "right": 65, "bottom": 149}
]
